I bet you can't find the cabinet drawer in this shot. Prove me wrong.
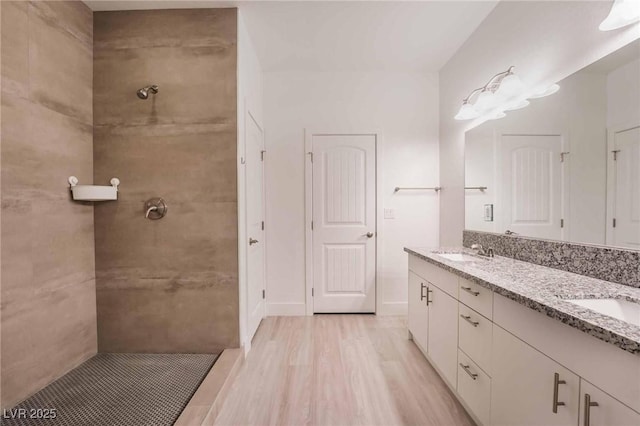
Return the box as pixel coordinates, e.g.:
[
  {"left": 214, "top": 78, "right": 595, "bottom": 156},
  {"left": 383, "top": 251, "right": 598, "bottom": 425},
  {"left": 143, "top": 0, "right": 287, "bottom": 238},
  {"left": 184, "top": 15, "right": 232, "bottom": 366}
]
[
  {"left": 458, "top": 303, "right": 492, "bottom": 376},
  {"left": 409, "top": 255, "right": 458, "bottom": 298},
  {"left": 458, "top": 349, "right": 491, "bottom": 426},
  {"left": 459, "top": 278, "right": 492, "bottom": 319}
]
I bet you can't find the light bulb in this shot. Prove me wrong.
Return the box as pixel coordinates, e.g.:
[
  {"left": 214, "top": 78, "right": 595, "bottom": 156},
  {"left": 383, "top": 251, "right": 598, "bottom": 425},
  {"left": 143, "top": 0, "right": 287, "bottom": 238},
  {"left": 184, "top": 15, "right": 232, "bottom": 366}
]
[
  {"left": 529, "top": 83, "right": 560, "bottom": 99},
  {"left": 496, "top": 73, "right": 525, "bottom": 98},
  {"left": 600, "top": 0, "right": 640, "bottom": 31},
  {"left": 455, "top": 102, "right": 480, "bottom": 120}
]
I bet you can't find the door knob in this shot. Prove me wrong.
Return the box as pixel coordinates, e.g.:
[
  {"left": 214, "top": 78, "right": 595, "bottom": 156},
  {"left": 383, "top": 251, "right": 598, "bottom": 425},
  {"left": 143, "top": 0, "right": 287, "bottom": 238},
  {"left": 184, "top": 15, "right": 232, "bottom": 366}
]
[
  {"left": 249, "top": 238, "right": 259, "bottom": 245},
  {"left": 366, "top": 232, "right": 374, "bottom": 238}
]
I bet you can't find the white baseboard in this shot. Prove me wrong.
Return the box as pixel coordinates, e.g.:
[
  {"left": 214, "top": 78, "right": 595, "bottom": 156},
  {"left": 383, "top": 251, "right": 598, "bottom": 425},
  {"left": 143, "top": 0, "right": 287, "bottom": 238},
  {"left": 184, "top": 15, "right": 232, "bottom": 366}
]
[
  {"left": 378, "top": 301, "right": 408, "bottom": 316},
  {"left": 266, "top": 302, "right": 307, "bottom": 316}
]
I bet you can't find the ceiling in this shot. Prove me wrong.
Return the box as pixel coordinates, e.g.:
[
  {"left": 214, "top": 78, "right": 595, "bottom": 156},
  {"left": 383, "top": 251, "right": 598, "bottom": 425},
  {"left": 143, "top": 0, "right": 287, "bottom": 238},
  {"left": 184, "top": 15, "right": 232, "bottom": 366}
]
[{"left": 85, "top": 1, "right": 498, "bottom": 72}]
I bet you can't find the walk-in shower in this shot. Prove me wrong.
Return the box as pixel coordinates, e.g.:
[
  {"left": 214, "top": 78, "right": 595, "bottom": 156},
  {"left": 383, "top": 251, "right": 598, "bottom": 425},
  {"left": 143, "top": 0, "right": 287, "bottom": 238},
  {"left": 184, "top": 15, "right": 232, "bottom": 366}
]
[{"left": 136, "top": 84, "right": 159, "bottom": 99}]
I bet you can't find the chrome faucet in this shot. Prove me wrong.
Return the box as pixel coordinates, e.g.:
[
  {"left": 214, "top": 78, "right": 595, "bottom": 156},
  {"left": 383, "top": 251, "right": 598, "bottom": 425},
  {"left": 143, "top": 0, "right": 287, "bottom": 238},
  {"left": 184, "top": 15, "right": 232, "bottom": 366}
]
[{"left": 471, "top": 244, "right": 494, "bottom": 258}]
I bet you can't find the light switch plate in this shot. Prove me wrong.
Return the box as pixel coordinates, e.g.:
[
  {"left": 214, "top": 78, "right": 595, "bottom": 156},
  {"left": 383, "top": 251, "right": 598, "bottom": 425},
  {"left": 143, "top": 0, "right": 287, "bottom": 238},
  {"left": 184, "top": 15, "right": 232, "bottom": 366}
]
[{"left": 384, "top": 208, "right": 395, "bottom": 219}]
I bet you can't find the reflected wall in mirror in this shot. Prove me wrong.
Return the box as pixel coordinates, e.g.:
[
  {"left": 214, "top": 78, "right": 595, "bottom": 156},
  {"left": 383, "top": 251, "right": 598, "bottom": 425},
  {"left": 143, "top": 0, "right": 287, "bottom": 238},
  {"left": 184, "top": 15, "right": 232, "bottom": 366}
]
[{"left": 465, "top": 39, "right": 640, "bottom": 249}]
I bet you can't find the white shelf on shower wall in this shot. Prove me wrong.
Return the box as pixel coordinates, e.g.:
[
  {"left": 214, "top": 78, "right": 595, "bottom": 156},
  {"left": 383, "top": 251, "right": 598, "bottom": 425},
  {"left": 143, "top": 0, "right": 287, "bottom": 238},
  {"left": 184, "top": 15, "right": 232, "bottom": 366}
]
[{"left": 68, "top": 176, "right": 120, "bottom": 201}]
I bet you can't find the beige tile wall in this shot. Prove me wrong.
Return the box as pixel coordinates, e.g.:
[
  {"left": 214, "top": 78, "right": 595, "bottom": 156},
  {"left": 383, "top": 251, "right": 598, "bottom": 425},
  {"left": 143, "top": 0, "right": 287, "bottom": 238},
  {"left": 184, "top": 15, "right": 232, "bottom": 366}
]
[
  {"left": 1, "top": 1, "right": 96, "bottom": 408},
  {"left": 93, "top": 9, "right": 239, "bottom": 353}
]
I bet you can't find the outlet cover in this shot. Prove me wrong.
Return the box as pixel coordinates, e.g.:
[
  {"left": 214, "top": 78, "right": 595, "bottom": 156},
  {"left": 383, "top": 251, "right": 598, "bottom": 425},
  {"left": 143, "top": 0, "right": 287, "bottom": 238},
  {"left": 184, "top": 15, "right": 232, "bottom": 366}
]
[{"left": 384, "top": 208, "right": 395, "bottom": 219}]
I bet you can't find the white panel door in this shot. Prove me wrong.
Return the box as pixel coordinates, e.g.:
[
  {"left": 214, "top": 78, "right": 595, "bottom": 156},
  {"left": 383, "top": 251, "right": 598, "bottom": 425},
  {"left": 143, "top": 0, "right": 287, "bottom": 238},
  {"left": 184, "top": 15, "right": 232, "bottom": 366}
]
[
  {"left": 612, "top": 126, "right": 640, "bottom": 248},
  {"left": 312, "top": 134, "right": 376, "bottom": 313},
  {"left": 499, "top": 134, "right": 564, "bottom": 240},
  {"left": 246, "top": 113, "right": 265, "bottom": 341}
]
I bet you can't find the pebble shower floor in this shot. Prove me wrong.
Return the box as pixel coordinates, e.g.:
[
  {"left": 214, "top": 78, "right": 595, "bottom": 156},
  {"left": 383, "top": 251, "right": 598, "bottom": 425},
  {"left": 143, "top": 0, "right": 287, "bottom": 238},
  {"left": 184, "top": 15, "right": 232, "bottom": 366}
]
[{"left": 1, "top": 353, "right": 218, "bottom": 426}]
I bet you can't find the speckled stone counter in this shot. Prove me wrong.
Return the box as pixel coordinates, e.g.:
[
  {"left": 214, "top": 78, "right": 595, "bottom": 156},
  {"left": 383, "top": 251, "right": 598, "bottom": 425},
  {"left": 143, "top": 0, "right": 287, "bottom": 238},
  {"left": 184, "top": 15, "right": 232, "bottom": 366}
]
[{"left": 405, "top": 247, "right": 640, "bottom": 355}]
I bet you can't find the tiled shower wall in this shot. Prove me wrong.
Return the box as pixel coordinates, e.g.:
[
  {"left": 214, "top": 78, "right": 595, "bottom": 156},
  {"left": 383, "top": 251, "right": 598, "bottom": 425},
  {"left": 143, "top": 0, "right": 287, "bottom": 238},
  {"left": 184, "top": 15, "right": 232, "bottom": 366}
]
[
  {"left": 93, "top": 9, "right": 239, "bottom": 353},
  {"left": 1, "top": 1, "right": 96, "bottom": 408}
]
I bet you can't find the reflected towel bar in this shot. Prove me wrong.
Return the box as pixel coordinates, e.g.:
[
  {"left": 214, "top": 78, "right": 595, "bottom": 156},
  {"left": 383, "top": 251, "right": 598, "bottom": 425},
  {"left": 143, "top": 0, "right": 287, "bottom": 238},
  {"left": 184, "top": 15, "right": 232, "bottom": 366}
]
[
  {"left": 394, "top": 187, "right": 442, "bottom": 193},
  {"left": 465, "top": 186, "right": 488, "bottom": 191}
]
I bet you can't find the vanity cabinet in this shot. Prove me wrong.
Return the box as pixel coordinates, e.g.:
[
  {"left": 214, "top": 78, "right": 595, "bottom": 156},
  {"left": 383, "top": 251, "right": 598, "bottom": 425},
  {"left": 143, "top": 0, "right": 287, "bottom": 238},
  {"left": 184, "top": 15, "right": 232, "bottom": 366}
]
[
  {"left": 408, "top": 271, "right": 429, "bottom": 351},
  {"left": 406, "top": 251, "right": 640, "bottom": 426},
  {"left": 408, "top": 257, "right": 459, "bottom": 387},
  {"left": 579, "top": 380, "right": 640, "bottom": 426},
  {"left": 491, "top": 325, "right": 580, "bottom": 426},
  {"left": 427, "top": 284, "right": 459, "bottom": 386}
]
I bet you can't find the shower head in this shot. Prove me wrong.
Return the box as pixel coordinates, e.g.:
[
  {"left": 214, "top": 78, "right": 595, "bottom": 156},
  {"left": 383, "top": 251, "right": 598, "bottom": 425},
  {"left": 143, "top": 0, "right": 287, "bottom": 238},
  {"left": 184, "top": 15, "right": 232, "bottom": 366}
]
[{"left": 137, "top": 85, "right": 159, "bottom": 100}]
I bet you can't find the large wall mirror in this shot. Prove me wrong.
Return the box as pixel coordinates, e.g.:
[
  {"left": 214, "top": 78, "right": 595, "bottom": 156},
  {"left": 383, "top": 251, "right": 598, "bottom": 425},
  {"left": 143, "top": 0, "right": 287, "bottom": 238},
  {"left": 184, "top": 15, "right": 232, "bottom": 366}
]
[{"left": 465, "top": 39, "right": 640, "bottom": 249}]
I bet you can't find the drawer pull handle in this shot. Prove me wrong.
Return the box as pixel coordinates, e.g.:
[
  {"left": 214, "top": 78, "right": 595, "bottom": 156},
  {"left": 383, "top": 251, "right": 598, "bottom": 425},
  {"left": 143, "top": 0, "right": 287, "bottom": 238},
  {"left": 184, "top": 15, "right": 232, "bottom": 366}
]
[
  {"left": 461, "top": 286, "right": 480, "bottom": 296},
  {"left": 583, "top": 393, "right": 599, "bottom": 426},
  {"left": 459, "top": 363, "right": 478, "bottom": 380},
  {"left": 420, "top": 283, "right": 427, "bottom": 301},
  {"left": 552, "top": 372, "right": 566, "bottom": 413},
  {"left": 460, "top": 314, "right": 479, "bottom": 327}
]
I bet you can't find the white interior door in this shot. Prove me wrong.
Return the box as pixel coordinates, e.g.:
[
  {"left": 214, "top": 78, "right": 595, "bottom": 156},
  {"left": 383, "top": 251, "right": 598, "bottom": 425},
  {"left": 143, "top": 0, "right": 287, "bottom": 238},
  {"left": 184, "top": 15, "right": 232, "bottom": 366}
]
[
  {"left": 612, "top": 126, "right": 640, "bottom": 248},
  {"left": 499, "top": 134, "right": 564, "bottom": 240},
  {"left": 246, "top": 112, "right": 265, "bottom": 341},
  {"left": 312, "top": 134, "right": 376, "bottom": 313}
]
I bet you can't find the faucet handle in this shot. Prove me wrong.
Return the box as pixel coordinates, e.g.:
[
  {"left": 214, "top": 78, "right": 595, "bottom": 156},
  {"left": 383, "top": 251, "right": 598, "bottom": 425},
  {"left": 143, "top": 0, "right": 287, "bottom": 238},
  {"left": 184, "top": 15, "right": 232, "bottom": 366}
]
[{"left": 144, "top": 198, "right": 167, "bottom": 220}]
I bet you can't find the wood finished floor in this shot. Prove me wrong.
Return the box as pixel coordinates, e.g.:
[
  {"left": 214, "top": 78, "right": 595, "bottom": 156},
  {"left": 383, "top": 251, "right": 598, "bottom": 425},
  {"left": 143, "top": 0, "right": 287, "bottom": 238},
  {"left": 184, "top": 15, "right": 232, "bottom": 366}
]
[{"left": 214, "top": 315, "right": 474, "bottom": 426}]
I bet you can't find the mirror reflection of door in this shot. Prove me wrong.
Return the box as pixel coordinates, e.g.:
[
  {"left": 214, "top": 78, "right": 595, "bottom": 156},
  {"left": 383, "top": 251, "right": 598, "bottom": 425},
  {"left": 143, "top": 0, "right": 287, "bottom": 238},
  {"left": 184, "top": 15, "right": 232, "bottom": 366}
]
[
  {"left": 498, "top": 134, "right": 564, "bottom": 241},
  {"left": 611, "top": 126, "right": 640, "bottom": 249}
]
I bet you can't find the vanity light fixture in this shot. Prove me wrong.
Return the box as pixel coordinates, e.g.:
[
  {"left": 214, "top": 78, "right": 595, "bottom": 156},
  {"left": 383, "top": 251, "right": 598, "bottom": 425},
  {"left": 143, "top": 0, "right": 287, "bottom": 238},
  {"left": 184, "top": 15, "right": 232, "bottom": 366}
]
[
  {"left": 599, "top": 0, "right": 640, "bottom": 31},
  {"left": 454, "top": 66, "right": 559, "bottom": 121}
]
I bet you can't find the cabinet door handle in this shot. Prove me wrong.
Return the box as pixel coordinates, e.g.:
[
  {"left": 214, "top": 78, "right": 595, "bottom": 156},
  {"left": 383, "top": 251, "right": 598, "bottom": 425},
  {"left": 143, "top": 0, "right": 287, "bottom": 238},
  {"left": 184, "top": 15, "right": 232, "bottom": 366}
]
[
  {"left": 552, "top": 372, "right": 567, "bottom": 413},
  {"left": 459, "top": 363, "right": 478, "bottom": 380},
  {"left": 426, "top": 288, "right": 433, "bottom": 306},
  {"left": 460, "top": 314, "right": 479, "bottom": 327},
  {"left": 420, "top": 283, "right": 427, "bottom": 301},
  {"left": 461, "top": 286, "right": 480, "bottom": 296},
  {"left": 584, "top": 393, "right": 599, "bottom": 426}
]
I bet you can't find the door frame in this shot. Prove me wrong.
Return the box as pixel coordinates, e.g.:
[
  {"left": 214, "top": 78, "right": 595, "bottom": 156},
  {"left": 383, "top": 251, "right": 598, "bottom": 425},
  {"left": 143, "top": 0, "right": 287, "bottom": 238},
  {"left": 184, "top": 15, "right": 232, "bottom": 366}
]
[
  {"left": 304, "top": 129, "right": 384, "bottom": 316},
  {"left": 606, "top": 121, "right": 640, "bottom": 246}
]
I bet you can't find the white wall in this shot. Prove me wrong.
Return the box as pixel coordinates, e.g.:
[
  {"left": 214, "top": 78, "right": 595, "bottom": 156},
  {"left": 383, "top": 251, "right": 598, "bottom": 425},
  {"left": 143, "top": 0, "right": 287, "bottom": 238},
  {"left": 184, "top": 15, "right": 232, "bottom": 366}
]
[
  {"left": 607, "top": 58, "right": 640, "bottom": 128},
  {"left": 237, "top": 11, "right": 264, "bottom": 351},
  {"left": 264, "top": 71, "right": 439, "bottom": 316},
  {"left": 439, "top": 0, "right": 640, "bottom": 246}
]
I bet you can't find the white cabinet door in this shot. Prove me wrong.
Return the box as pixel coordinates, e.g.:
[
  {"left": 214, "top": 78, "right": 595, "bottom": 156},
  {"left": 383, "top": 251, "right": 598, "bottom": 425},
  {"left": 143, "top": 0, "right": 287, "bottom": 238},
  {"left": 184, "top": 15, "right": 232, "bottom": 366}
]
[
  {"left": 428, "top": 284, "right": 458, "bottom": 386},
  {"left": 408, "top": 271, "right": 428, "bottom": 352},
  {"left": 579, "top": 380, "right": 640, "bottom": 426},
  {"left": 491, "top": 325, "right": 580, "bottom": 426}
]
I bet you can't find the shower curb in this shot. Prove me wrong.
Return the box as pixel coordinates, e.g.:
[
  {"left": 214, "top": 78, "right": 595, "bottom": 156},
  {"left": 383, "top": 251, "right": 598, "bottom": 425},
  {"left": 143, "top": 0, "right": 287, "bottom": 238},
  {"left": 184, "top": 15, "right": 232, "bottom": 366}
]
[{"left": 174, "top": 348, "right": 244, "bottom": 426}]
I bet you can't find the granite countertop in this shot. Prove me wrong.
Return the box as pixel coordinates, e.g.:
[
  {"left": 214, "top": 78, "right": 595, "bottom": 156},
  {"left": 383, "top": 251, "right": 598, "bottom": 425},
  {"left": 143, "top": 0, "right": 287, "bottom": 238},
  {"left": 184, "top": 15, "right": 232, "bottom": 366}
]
[{"left": 404, "top": 247, "right": 640, "bottom": 355}]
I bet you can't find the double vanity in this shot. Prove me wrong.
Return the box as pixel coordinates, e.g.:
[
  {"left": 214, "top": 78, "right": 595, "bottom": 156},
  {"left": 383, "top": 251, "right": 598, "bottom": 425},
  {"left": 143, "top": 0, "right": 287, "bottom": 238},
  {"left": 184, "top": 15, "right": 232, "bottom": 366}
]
[{"left": 405, "top": 247, "right": 640, "bottom": 426}]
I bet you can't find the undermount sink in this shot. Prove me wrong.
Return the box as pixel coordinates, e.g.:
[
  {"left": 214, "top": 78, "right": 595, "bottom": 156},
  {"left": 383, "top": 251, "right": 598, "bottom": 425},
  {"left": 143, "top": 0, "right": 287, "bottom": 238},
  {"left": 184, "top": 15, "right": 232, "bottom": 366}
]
[
  {"left": 435, "top": 253, "right": 482, "bottom": 263},
  {"left": 565, "top": 298, "right": 640, "bottom": 327}
]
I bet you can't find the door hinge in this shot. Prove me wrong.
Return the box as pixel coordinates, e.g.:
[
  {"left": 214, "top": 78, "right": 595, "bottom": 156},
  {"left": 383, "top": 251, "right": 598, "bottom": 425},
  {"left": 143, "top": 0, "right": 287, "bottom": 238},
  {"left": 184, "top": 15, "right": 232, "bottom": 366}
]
[
  {"left": 307, "top": 151, "right": 313, "bottom": 163},
  {"left": 560, "top": 152, "right": 570, "bottom": 163},
  {"left": 261, "top": 150, "right": 266, "bottom": 161},
  {"left": 612, "top": 150, "right": 621, "bottom": 161},
  {"left": 613, "top": 218, "right": 617, "bottom": 228},
  {"left": 311, "top": 288, "right": 314, "bottom": 297},
  {"left": 261, "top": 221, "right": 265, "bottom": 231},
  {"left": 311, "top": 221, "right": 314, "bottom": 230},
  {"left": 262, "top": 289, "right": 265, "bottom": 299},
  {"left": 560, "top": 218, "right": 564, "bottom": 228}
]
